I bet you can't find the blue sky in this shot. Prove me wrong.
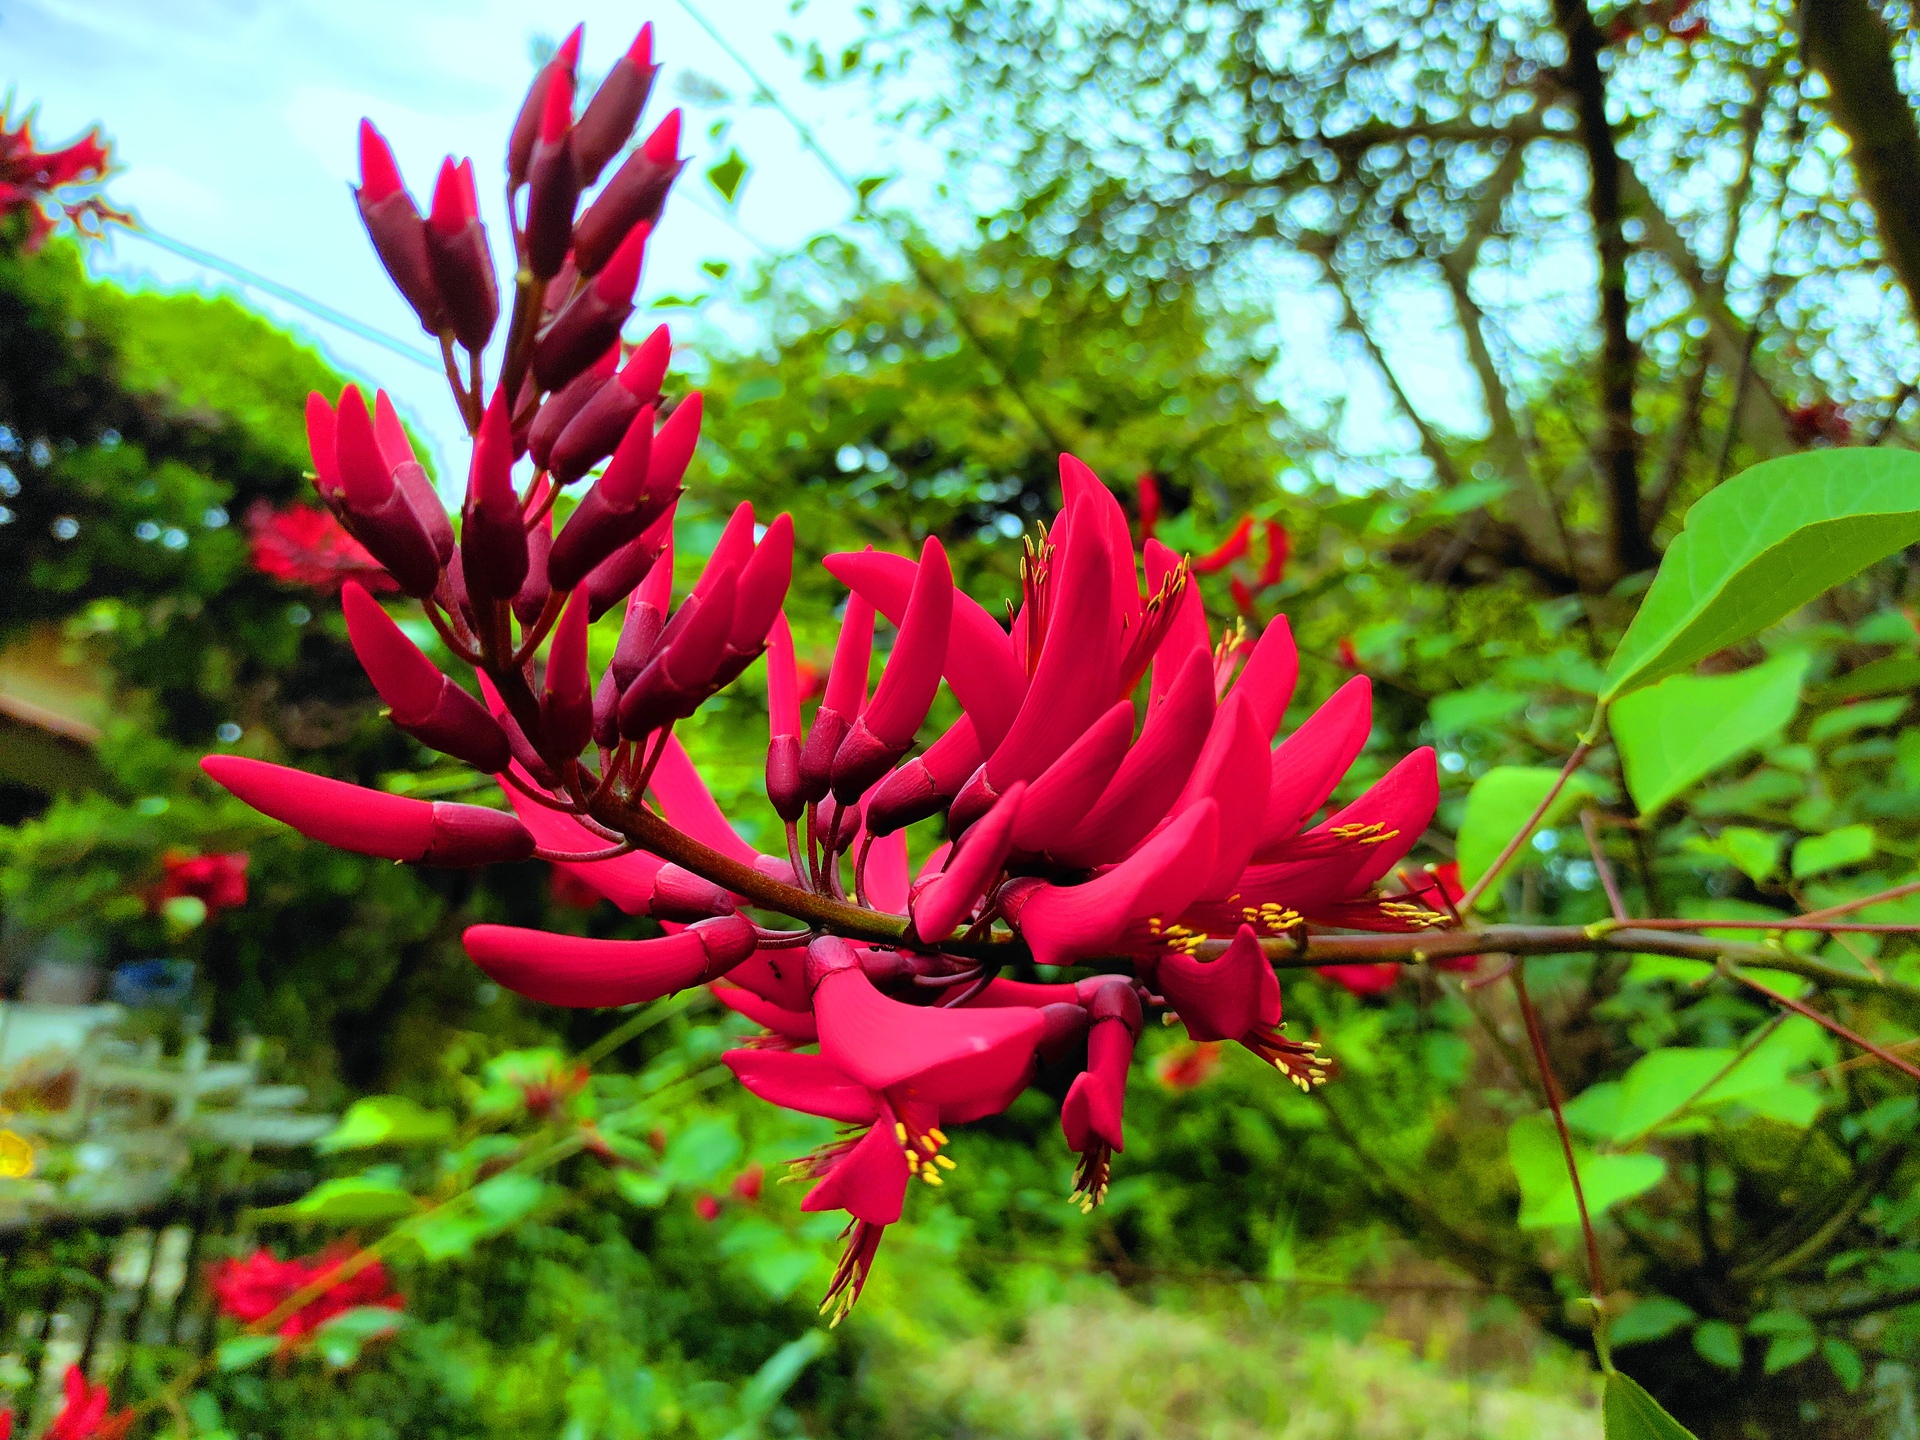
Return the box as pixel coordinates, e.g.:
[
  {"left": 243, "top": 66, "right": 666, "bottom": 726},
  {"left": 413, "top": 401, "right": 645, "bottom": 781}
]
[
  {"left": 5, "top": 0, "right": 1473, "bottom": 491},
  {"left": 4, "top": 0, "right": 942, "bottom": 471}
]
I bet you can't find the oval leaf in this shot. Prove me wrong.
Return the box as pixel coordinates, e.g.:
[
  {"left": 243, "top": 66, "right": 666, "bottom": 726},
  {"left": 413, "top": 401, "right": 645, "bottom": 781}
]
[
  {"left": 1610, "top": 651, "right": 1808, "bottom": 818},
  {"left": 1604, "top": 1370, "right": 1701, "bottom": 1439},
  {"left": 317, "top": 1096, "right": 455, "bottom": 1153},
  {"left": 1456, "top": 766, "right": 1598, "bottom": 907},
  {"left": 260, "top": 1175, "right": 420, "bottom": 1225},
  {"left": 1604, "top": 449, "right": 1920, "bottom": 701}
]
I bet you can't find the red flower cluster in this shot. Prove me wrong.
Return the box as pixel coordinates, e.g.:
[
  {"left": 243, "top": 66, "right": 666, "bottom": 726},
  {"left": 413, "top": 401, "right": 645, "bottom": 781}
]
[
  {"left": 198, "top": 19, "right": 1450, "bottom": 1325},
  {"left": 207, "top": 1247, "right": 403, "bottom": 1346},
  {"left": 0, "top": 108, "right": 128, "bottom": 252},
  {"left": 155, "top": 849, "right": 249, "bottom": 914},
  {"left": 0, "top": 1366, "right": 133, "bottom": 1440},
  {"left": 247, "top": 500, "right": 399, "bottom": 593}
]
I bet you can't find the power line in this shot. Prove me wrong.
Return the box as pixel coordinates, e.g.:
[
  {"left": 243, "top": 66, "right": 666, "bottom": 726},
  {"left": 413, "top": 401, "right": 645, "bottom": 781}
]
[{"left": 121, "top": 224, "right": 442, "bottom": 370}]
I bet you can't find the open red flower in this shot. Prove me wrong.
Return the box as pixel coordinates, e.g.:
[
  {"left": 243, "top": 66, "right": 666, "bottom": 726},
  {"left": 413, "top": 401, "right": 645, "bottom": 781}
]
[
  {"left": 208, "top": 1246, "right": 403, "bottom": 1346},
  {"left": 246, "top": 500, "right": 398, "bottom": 593},
  {"left": 41, "top": 1367, "right": 131, "bottom": 1440},
  {"left": 156, "top": 850, "right": 249, "bottom": 914}
]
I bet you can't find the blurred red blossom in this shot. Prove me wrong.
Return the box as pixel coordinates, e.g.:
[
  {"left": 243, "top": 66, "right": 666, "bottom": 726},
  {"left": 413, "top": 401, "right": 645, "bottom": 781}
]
[
  {"left": 694, "top": 1192, "right": 723, "bottom": 1221},
  {"left": 156, "top": 850, "right": 249, "bottom": 914},
  {"left": 247, "top": 500, "right": 399, "bottom": 593},
  {"left": 34, "top": 1366, "right": 133, "bottom": 1440},
  {"left": 1, "top": 108, "right": 129, "bottom": 252},
  {"left": 1155, "top": 1040, "right": 1224, "bottom": 1090},
  {"left": 730, "top": 1162, "right": 765, "bottom": 1202},
  {"left": 208, "top": 1246, "right": 403, "bottom": 1346}
]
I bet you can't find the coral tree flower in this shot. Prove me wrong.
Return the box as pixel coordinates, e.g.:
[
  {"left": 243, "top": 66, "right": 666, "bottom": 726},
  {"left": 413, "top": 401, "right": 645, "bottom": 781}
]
[
  {"left": 202, "top": 19, "right": 1454, "bottom": 1331},
  {"left": 209, "top": 1246, "right": 404, "bottom": 1347},
  {"left": 36, "top": 1366, "right": 132, "bottom": 1440},
  {"left": 155, "top": 850, "right": 249, "bottom": 914}
]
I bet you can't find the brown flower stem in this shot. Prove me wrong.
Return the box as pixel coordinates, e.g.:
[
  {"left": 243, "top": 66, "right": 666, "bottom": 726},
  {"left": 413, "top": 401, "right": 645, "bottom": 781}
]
[
  {"left": 1722, "top": 962, "right": 1920, "bottom": 1083},
  {"left": 1511, "top": 961, "right": 1610, "bottom": 1348},
  {"left": 1600, "top": 917, "right": 1920, "bottom": 934},
  {"left": 1798, "top": 878, "right": 1920, "bottom": 923},
  {"left": 439, "top": 332, "right": 480, "bottom": 433},
  {"left": 1579, "top": 807, "right": 1629, "bottom": 922},
  {"left": 1457, "top": 729, "right": 1599, "bottom": 912}
]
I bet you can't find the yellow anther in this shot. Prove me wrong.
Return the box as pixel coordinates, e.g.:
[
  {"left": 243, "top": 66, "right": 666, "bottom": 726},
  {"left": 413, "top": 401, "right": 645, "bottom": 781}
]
[
  {"left": 894, "top": 1122, "right": 908, "bottom": 1143},
  {"left": 934, "top": 1155, "right": 956, "bottom": 1170},
  {"left": 922, "top": 1171, "right": 943, "bottom": 1186},
  {"left": 929, "top": 1128, "right": 948, "bottom": 1145}
]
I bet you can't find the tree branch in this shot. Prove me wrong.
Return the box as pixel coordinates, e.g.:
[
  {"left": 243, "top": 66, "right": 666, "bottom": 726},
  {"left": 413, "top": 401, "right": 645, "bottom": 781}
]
[{"left": 1551, "top": 0, "right": 1650, "bottom": 574}]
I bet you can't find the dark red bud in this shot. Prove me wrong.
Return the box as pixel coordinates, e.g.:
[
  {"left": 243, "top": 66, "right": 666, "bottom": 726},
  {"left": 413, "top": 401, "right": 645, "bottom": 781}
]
[
  {"left": 767, "top": 734, "right": 803, "bottom": 822},
  {"left": 621, "top": 324, "right": 672, "bottom": 399},
  {"left": 549, "top": 375, "right": 640, "bottom": 487},
  {"left": 425, "top": 157, "right": 498, "bottom": 353},
  {"left": 528, "top": 344, "right": 619, "bottom": 472},
  {"left": 796, "top": 707, "right": 850, "bottom": 807},
  {"left": 541, "top": 588, "right": 594, "bottom": 759},
  {"left": 572, "top": 25, "right": 660, "bottom": 187},
  {"left": 532, "top": 224, "right": 647, "bottom": 392},
  {"left": 305, "top": 393, "right": 342, "bottom": 502},
  {"left": 462, "top": 388, "right": 529, "bottom": 601},
  {"left": 649, "top": 863, "right": 737, "bottom": 922},
  {"left": 610, "top": 551, "right": 672, "bottom": 690},
  {"left": 335, "top": 387, "right": 440, "bottom": 596},
  {"left": 335, "top": 386, "right": 393, "bottom": 509},
  {"left": 728, "top": 513, "right": 793, "bottom": 655},
  {"left": 571, "top": 111, "right": 682, "bottom": 275},
  {"left": 547, "top": 405, "right": 670, "bottom": 592},
  {"left": 524, "top": 70, "right": 580, "bottom": 280},
  {"left": 583, "top": 505, "right": 674, "bottom": 620},
  {"left": 343, "top": 582, "right": 509, "bottom": 772},
  {"left": 617, "top": 572, "right": 737, "bottom": 737},
  {"left": 515, "top": 496, "right": 553, "bottom": 628},
  {"left": 355, "top": 120, "right": 445, "bottom": 333}
]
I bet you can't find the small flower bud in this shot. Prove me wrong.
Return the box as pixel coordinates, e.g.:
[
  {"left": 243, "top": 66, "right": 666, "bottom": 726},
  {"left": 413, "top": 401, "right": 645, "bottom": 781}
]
[
  {"left": 425, "top": 157, "right": 499, "bottom": 353},
  {"left": 572, "top": 110, "right": 682, "bottom": 275},
  {"left": 355, "top": 120, "right": 445, "bottom": 334}
]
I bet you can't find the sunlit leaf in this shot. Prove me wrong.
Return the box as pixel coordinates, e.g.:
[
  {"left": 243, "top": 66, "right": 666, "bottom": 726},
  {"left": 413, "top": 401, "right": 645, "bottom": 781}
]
[
  {"left": 1611, "top": 1297, "right": 1696, "bottom": 1349},
  {"left": 1455, "top": 766, "right": 1600, "bottom": 907},
  {"left": 1604, "top": 449, "right": 1920, "bottom": 701},
  {"left": 1507, "top": 1114, "right": 1665, "bottom": 1229},
  {"left": 706, "top": 148, "right": 749, "bottom": 205},
  {"left": 215, "top": 1335, "right": 280, "bottom": 1372},
  {"left": 1610, "top": 651, "right": 1808, "bottom": 817},
  {"left": 318, "top": 1096, "right": 454, "bottom": 1153},
  {"left": 260, "top": 1175, "right": 419, "bottom": 1224},
  {"left": 1692, "top": 1320, "right": 1744, "bottom": 1371},
  {"left": 1792, "top": 824, "right": 1876, "bottom": 879},
  {"left": 1604, "top": 1370, "right": 1701, "bottom": 1439}
]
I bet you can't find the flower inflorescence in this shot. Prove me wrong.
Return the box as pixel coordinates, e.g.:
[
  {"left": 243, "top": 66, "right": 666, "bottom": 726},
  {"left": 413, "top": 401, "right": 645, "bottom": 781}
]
[{"left": 198, "top": 19, "right": 1445, "bottom": 1322}]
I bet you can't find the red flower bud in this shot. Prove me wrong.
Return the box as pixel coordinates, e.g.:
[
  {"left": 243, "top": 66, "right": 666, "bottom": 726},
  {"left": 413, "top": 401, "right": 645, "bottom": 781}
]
[
  {"left": 572, "top": 24, "right": 659, "bottom": 187},
  {"left": 203, "top": 756, "right": 533, "bottom": 867},
  {"left": 1192, "top": 514, "right": 1254, "bottom": 574},
  {"left": 425, "top": 157, "right": 498, "bottom": 353},
  {"left": 532, "top": 223, "right": 648, "bottom": 392},
  {"left": 618, "top": 566, "right": 738, "bottom": 737},
  {"left": 343, "top": 581, "right": 509, "bottom": 772},
  {"left": 306, "top": 392, "right": 342, "bottom": 503},
  {"left": 572, "top": 110, "right": 682, "bottom": 276},
  {"left": 865, "top": 716, "right": 981, "bottom": 835},
  {"left": 462, "top": 388, "right": 529, "bottom": 601},
  {"left": 523, "top": 67, "right": 579, "bottom": 280},
  {"left": 375, "top": 390, "right": 454, "bottom": 564},
  {"left": 547, "top": 395, "right": 688, "bottom": 592},
  {"left": 333, "top": 386, "right": 441, "bottom": 596},
  {"left": 548, "top": 325, "right": 671, "bottom": 486},
  {"left": 354, "top": 120, "right": 445, "bottom": 334},
  {"left": 831, "top": 536, "right": 951, "bottom": 801},
  {"left": 583, "top": 502, "right": 674, "bottom": 620},
  {"left": 515, "top": 491, "right": 553, "bottom": 628},
  {"left": 541, "top": 588, "right": 594, "bottom": 759},
  {"left": 461, "top": 913, "right": 757, "bottom": 1007},
  {"left": 528, "top": 344, "right": 619, "bottom": 472},
  {"left": 508, "top": 26, "right": 581, "bottom": 191}
]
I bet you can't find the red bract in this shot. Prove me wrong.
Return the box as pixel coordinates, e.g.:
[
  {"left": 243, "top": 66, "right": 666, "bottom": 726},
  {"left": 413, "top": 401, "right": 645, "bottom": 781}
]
[
  {"left": 247, "top": 501, "right": 398, "bottom": 593},
  {"left": 208, "top": 1246, "right": 403, "bottom": 1346},
  {"left": 203, "top": 19, "right": 1454, "bottom": 1329}
]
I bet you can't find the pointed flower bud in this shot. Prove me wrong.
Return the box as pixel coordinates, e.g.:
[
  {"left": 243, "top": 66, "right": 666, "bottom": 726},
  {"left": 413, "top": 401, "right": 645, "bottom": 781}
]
[
  {"left": 528, "top": 343, "right": 619, "bottom": 472},
  {"left": 425, "top": 157, "right": 499, "bottom": 353},
  {"left": 572, "top": 109, "right": 682, "bottom": 276},
  {"left": 573, "top": 23, "right": 659, "bottom": 186},
  {"left": 306, "top": 393, "right": 342, "bottom": 503},
  {"left": 463, "top": 913, "right": 756, "bottom": 1008},
  {"left": 865, "top": 716, "right": 982, "bottom": 835},
  {"left": 333, "top": 386, "right": 441, "bottom": 596},
  {"left": 547, "top": 325, "right": 672, "bottom": 486},
  {"left": 355, "top": 120, "right": 445, "bottom": 334},
  {"left": 797, "top": 591, "right": 874, "bottom": 804},
  {"left": 908, "top": 780, "right": 1025, "bottom": 945},
  {"left": 532, "top": 223, "right": 647, "bottom": 392},
  {"left": 541, "top": 588, "right": 594, "bottom": 759},
  {"left": 831, "top": 537, "right": 952, "bottom": 801},
  {"left": 507, "top": 26, "right": 581, "bottom": 190},
  {"left": 374, "top": 390, "right": 455, "bottom": 564},
  {"left": 203, "top": 756, "right": 532, "bottom": 867},
  {"left": 523, "top": 66, "right": 579, "bottom": 280},
  {"left": 766, "top": 612, "right": 805, "bottom": 822},
  {"left": 343, "top": 582, "right": 510, "bottom": 772},
  {"left": 547, "top": 403, "right": 664, "bottom": 592},
  {"left": 461, "top": 388, "right": 529, "bottom": 601},
  {"left": 583, "top": 502, "right": 674, "bottom": 620}
]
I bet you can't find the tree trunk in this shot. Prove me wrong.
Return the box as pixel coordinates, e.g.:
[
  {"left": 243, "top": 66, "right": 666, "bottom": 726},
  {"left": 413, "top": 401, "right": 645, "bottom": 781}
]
[{"left": 1801, "top": 0, "right": 1920, "bottom": 325}]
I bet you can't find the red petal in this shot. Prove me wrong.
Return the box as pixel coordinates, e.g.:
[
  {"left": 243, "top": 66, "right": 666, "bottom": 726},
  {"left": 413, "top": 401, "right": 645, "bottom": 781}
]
[
  {"left": 724, "top": 1048, "right": 872, "bottom": 1122},
  {"left": 1226, "top": 614, "right": 1297, "bottom": 740},
  {"left": 463, "top": 915, "right": 755, "bottom": 1008},
  {"left": 1255, "top": 675, "right": 1372, "bottom": 856},
  {"left": 1012, "top": 701, "right": 1133, "bottom": 855},
  {"left": 1155, "top": 925, "right": 1279, "bottom": 1042},
  {"left": 859, "top": 536, "right": 952, "bottom": 747},
  {"left": 712, "top": 984, "right": 819, "bottom": 1042},
  {"left": 203, "top": 755, "right": 432, "bottom": 859},
  {"left": 815, "top": 963, "right": 1044, "bottom": 1099},
  {"left": 910, "top": 781, "right": 1026, "bottom": 945},
  {"left": 801, "top": 1120, "right": 909, "bottom": 1225}
]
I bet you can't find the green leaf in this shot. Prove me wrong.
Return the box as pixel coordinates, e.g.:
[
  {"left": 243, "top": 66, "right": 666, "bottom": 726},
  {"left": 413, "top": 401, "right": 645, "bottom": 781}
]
[
  {"left": 215, "top": 1334, "right": 280, "bottom": 1372},
  {"left": 1823, "top": 1337, "right": 1865, "bottom": 1392},
  {"left": 727, "top": 1332, "right": 828, "bottom": 1433},
  {"left": 1610, "top": 651, "right": 1808, "bottom": 817},
  {"left": 1694, "top": 826, "right": 1784, "bottom": 883},
  {"left": 1819, "top": 654, "right": 1920, "bottom": 703},
  {"left": 660, "top": 1118, "right": 742, "bottom": 1187},
  {"left": 1611, "top": 1297, "right": 1696, "bottom": 1348},
  {"left": 471, "top": 1172, "right": 545, "bottom": 1227},
  {"left": 1809, "top": 695, "right": 1908, "bottom": 745},
  {"left": 311, "top": 1305, "right": 404, "bottom": 1369},
  {"left": 405, "top": 1210, "right": 491, "bottom": 1263},
  {"left": 1507, "top": 1114, "right": 1666, "bottom": 1229},
  {"left": 1429, "top": 687, "right": 1527, "bottom": 735},
  {"left": 1792, "top": 824, "right": 1876, "bottom": 879},
  {"left": 1456, "top": 766, "right": 1599, "bottom": 906},
  {"left": 854, "top": 173, "right": 895, "bottom": 205},
  {"left": 1603, "top": 1371, "right": 1701, "bottom": 1439},
  {"left": 1692, "top": 1319, "right": 1744, "bottom": 1371},
  {"left": 1762, "top": 1328, "right": 1816, "bottom": 1374},
  {"left": 615, "top": 1171, "right": 671, "bottom": 1209},
  {"left": 317, "top": 1096, "right": 454, "bottom": 1153},
  {"left": 259, "top": 1175, "right": 419, "bottom": 1225},
  {"left": 706, "top": 148, "right": 749, "bottom": 205},
  {"left": 1603, "top": 448, "right": 1920, "bottom": 700},
  {"left": 1607, "top": 1049, "right": 1740, "bottom": 1142}
]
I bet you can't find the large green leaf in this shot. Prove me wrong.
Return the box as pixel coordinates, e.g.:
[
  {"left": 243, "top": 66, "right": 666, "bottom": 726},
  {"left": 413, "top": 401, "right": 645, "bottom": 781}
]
[
  {"left": 1604, "top": 1371, "right": 1700, "bottom": 1439},
  {"left": 317, "top": 1096, "right": 455, "bottom": 1153},
  {"left": 259, "top": 1175, "right": 419, "bottom": 1225},
  {"left": 1507, "top": 1114, "right": 1666, "bottom": 1229},
  {"left": 1610, "top": 651, "right": 1809, "bottom": 817},
  {"left": 1455, "top": 766, "right": 1599, "bottom": 907},
  {"left": 1792, "top": 824, "right": 1877, "bottom": 879},
  {"left": 1604, "top": 449, "right": 1920, "bottom": 701}
]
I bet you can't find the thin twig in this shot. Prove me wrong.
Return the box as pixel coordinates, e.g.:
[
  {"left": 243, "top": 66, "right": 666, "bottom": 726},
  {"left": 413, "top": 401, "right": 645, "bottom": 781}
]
[
  {"left": 1458, "top": 733, "right": 1597, "bottom": 911},
  {"left": 1723, "top": 963, "right": 1920, "bottom": 1083},
  {"left": 1579, "top": 808, "right": 1629, "bottom": 922}
]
